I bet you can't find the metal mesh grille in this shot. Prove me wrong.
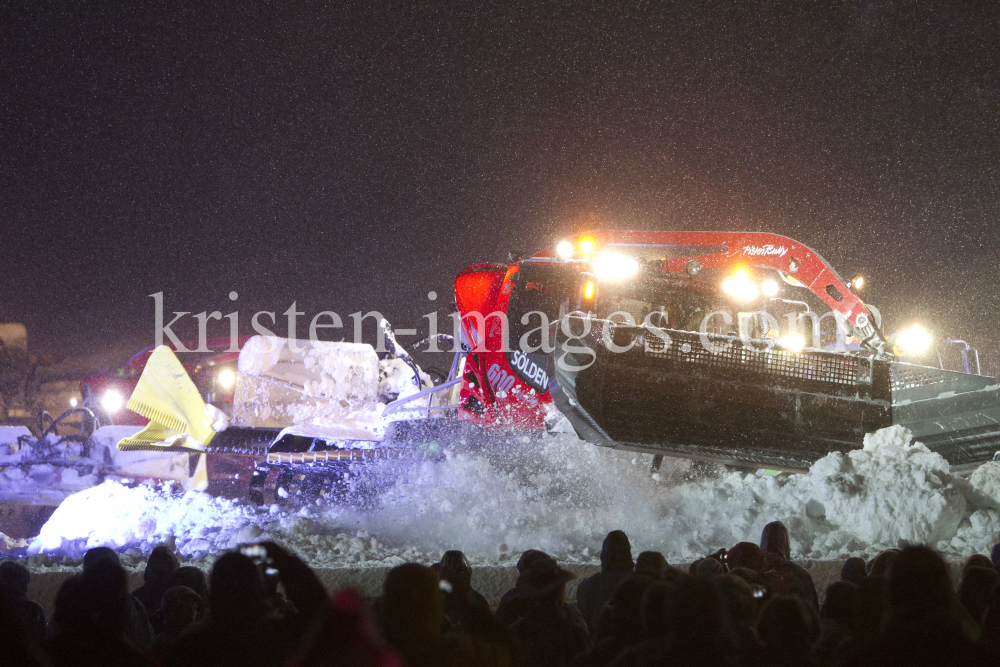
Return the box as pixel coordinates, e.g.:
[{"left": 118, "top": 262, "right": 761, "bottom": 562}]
[
  {"left": 639, "top": 329, "right": 869, "bottom": 386},
  {"left": 646, "top": 333, "right": 667, "bottom": 352},
  {"left": 890, "top": 365, "right": 948, "bottom": 391}
]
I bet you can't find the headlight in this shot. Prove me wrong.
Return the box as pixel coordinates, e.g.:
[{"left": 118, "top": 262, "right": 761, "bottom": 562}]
[
  {"left": 778, "top": 333, "right": 805, "bottom": 352},
  {"left": 722, "top": 270, "right": 759, "bottom": 301},
  {"left": 218, "top": 369, "right": 236, "bottom": 389},
  {"left": 895, "top": 324, "right": 932, "bottom": 355},
  {"left": 593, "top": 252, "right": 639, "bottom": 281},
  {"left": 555, "top": 240, "right": 574, "bottom": 259},
  {"left": 69, "top": 397, "right": 79, "bottom": 408},
  {"left": 762, "top": 279, "right": 779, "bottom": 297},
  {"left": 101, "top": 390, "right": 124, "bottom": 413}
]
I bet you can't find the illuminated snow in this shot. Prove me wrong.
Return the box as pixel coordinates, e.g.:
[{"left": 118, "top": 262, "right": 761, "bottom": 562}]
[{"left": 24, "top": 425, "right": 1000, "bottom": 565}]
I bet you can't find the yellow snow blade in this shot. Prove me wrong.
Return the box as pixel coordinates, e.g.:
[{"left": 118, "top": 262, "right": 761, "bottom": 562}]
[
  {"left": 124, "top": 346, "right": 210, "bottom": 435},
  {"left": 116, "top": 346, "right": 216, "bottom": 454},
  {"left": 115, "top": 426, "right": 208, "bottom": 453},
  {"left": 184, "top": 453, "right": 208, "bottom": 492}
]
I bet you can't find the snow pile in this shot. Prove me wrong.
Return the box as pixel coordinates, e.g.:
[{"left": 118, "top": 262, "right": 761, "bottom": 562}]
[
  {"left": 0, "top": 428, "right": 102, "bottom": 501},
  {"left": 948, "top": 462, "right": 1000, "bottom": 555},
  {"left": 25, "top": 426, "right": 1000, "bottom": 566},
  {"left": 330, "top": 425, "right": 986, "bottom": 562},
  {"left": 0, "top": 426, "right": 33, "bottom": 447},
  {"left": 28, "top": 482, "right": 259, "bottom": 558},
  {"left": 25, "top": 480, "right": 405, "bottom": 565},
  {"left": 797, "top": 426, "right": 966, "bottom": 547},
  {"left": 967, "top": 463, "right": 1000, "bottom": 509},
  {"left": 0, "top": 426, "right": 194, "bottom": 503}
]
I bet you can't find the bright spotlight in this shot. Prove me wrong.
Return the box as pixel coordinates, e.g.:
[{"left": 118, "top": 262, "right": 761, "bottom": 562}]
[
  {"left": 218, "top": 369, "right": 236, "bottom": 389},
  {"left": 101, "top": 390, "right": 124, "bottom": 413},
  {"left": 579, "top": 239, "right": 595, "bottom": 254},
  {"left": 721, "top": 271, "right": 758, "bottom": 301},
  {"left": 762, "top": 279, "right": 779, "bottom": 297},
  {"left": 593, "top": 252, "right": 639, "bottom": 280},
  {"left": 555, "top": 240, "right": 574, "bottom": 259},
  {"left": 852, "top": 275, "right": 865, "bottom": 291},
  {"left": 69, "top": 397, "right": 79, "bottom": 408},
  {"left": 896, "top": 324, "right": 932, "bottom": 355},
  {"left": 778, "top": 333, "right": 805, "bottom": 352}
]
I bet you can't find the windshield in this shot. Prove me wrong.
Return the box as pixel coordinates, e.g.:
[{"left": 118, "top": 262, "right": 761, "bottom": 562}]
[{"left": 595, "top": 276, "right": 734, "bottom": 335}]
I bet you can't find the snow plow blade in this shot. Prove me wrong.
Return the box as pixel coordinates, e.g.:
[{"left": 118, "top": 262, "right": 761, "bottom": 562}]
[
  {"left": 115, "top": 338, "right": 387, "bottom": 453},
  {"left": 550, "top": 319, "right": 1000, "bottom": 472},
  {"left": 112, "top": 335, "right": 468, "bottom": 501},
  {"left": 117, "top": 346, "right": 218, "bottom": 454}
]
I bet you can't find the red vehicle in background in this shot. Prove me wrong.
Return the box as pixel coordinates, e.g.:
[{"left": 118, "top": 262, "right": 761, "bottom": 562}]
[{"left": 80, "top": 337, "right": 251, "bottom": 426}]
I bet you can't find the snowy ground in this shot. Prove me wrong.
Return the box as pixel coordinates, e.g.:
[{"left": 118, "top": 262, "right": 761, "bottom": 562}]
[
  {"left": 7, "top": 425, "right": 1000, "bottom": 571},
  {"left": 0, "top": 425, "right": 192, "bottom": 507}
]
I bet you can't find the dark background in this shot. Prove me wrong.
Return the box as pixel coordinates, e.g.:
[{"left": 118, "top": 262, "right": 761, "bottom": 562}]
[{"left": 2, "top": 2, "right": 998, "bottom": 374}]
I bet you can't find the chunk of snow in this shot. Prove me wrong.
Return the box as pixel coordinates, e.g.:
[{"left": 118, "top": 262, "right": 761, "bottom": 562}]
[
  {"left": 0, "top": 426, "right": 32, "bottom": 446},
  {"left": 968, "top": 462, "right": 1000, "bottom": 509}
]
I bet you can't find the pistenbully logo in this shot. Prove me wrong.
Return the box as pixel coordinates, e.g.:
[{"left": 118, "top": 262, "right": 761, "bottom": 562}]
[{"left": 742, "top": 244, "right": 789, "bottom": 257}]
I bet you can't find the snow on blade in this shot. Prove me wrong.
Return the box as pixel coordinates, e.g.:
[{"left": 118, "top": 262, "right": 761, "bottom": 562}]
[{"left": 232, "top": 336, "right": 384, "bottom": 437}]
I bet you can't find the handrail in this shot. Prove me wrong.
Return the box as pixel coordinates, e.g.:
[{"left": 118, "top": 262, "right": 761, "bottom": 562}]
[{"left": 383, "top": 377, "right": 464, "bottom": 415}]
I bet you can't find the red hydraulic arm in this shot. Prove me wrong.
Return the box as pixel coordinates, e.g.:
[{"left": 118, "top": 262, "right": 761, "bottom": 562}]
[{"left": 533, "top": 231, "right": 888, "bottom": 355}]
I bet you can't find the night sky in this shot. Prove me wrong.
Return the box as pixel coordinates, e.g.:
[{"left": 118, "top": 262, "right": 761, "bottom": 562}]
[{"left": 2, "top": 3, "right": 999, "bottom": 372}]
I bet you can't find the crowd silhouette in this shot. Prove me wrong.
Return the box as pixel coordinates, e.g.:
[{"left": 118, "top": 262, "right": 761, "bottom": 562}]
[{"left": 2, "top": 521, "right": 999, "bottom": 666}]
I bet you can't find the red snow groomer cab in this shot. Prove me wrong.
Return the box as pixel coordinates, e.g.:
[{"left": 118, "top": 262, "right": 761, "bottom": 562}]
[
  {"left": 80, "top": 337, "right": 251, "bottom": 426},
  {"left": 453, "top": 261, "right": 559, "bottom": 430},
  {"left": 454, "top": 231, "right": 1000, "bottom": 472}
]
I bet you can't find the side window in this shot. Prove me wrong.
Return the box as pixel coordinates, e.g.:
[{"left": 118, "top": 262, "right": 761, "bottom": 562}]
[
  {"left": 507, "top": 264, "right": 566, "bottom": 351},
  {"left": 505, "top": 264, "right": 566, "bottom": 393}
]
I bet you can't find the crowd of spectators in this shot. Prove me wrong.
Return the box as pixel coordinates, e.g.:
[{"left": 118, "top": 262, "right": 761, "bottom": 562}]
[{"left": 3, "top": 520, "right": 1000, "bottom": 666}]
